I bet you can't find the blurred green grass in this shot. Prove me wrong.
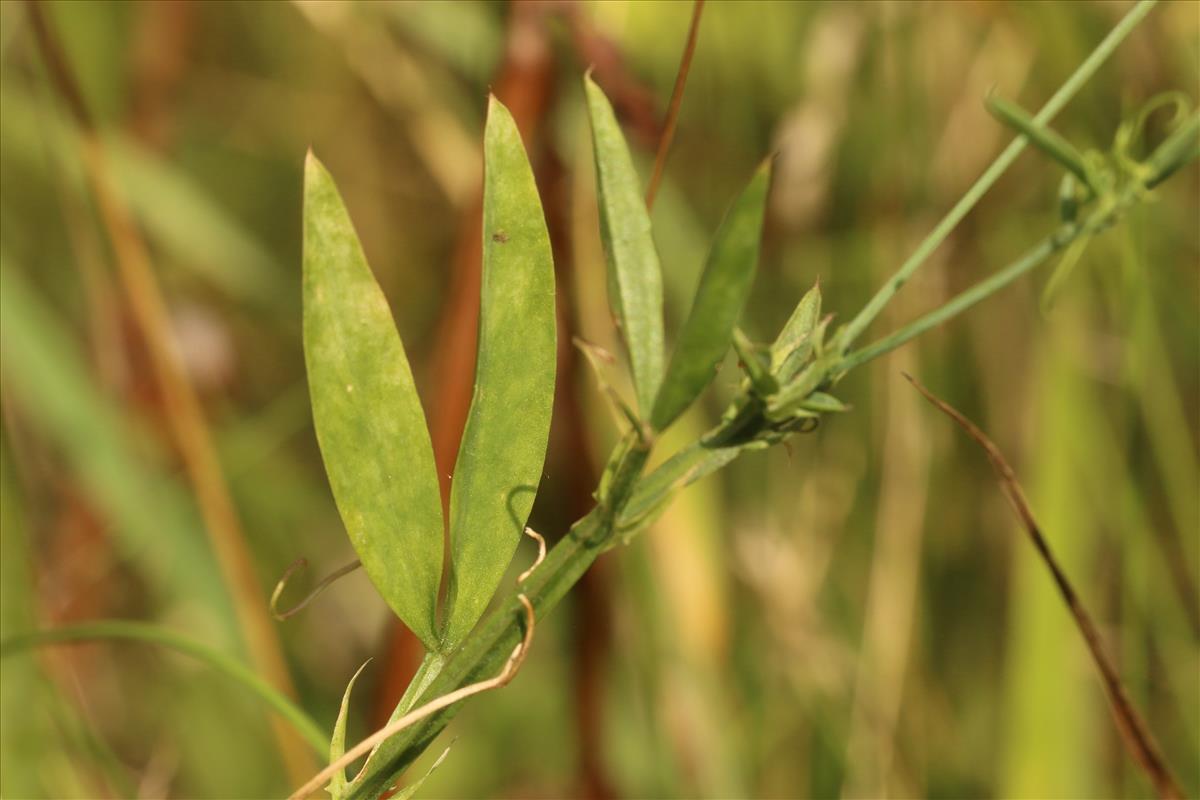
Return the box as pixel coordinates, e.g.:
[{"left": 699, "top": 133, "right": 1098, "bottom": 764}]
[{"left": 1, "top": 1, "right": 1197, "bottom": 798}]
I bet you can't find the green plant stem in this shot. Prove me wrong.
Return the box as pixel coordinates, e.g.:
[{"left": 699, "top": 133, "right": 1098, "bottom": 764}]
[
  {"left": 394, "top": 651, "right": 445, "bottom": 717},
  {"left": 838, "top": 0, "right": 1157, "bottom": 351},
  {"left": 348, "top": 438, "right": 654, "bottom": 798},
  {"left": 350, "top": 511, "right": 606, "bottom": 799},
  {"left": 345, "top": 435, "right": 740, "bottom": 799},
  {"left": 837, "top": 108, "right": 1198, "bottom": 375},
  {"left": 837, "top": 232, "right": 1063, "bottom": 373},
  {"left": 0, "top": 621, "right": 328, "bottom": 756}
]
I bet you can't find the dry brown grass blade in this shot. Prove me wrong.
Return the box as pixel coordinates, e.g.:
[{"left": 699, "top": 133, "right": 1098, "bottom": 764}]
[
  {"left": 288, "top": 595, "right": 537, "bottom": 800},
  {"left": 24, "top": 0, "right": 314, "bottom": 779},
  {"left": 645, "top": 0, "right": 705, "bottom": 210},
  {"left": 904, "top": 372, "right": 1184, "bottom": 800}
]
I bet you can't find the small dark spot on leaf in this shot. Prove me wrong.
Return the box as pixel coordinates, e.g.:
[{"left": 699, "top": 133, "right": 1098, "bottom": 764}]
[{"left": 492, "top": 231, "right": 509, "bottom": 243}]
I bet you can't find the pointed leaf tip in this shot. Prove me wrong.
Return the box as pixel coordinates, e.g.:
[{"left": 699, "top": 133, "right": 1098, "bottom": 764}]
[
  {"left": 771, "top": 279, "right": 822, "bottom": 383},
  {"left": 304, "top": 149, "right": 327, "bottom": 183}
]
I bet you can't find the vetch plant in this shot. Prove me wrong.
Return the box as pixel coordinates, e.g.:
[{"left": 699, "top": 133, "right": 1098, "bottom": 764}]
[
  {"left": 283, "top": 5, "right": 1197, "bottom": 795},
  {"left": 4, "top": 1, "right": 1195, "bottom": 798}
]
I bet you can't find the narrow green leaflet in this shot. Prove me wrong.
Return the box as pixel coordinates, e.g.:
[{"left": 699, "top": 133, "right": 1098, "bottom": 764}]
[
  {"left": 985, "top": 93, "right": 1099, "bottom": 193},
  {"left": 442, "top": 98, "right": 557, "bottom": 648},
  {"left": 798, "top": 391, "right": 848, "bottom": 414},
  {"left": 584, "top": 75, "right": 665, "bottom": 414},
  {"left": 651, "top": 161, "right": 771, "bottom": 430},
  {"left": 329, "top": 660, "right": 370, "bottom": 800},
  {"left": 771, "top": 280, "right": 821, "bottom": 383},
  {"left": 302, "top": 154, "right": 443, "bottom": 650}
]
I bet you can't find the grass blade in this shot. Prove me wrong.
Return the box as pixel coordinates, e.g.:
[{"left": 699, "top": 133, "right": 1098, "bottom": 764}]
[
  {"left": 651, "top": 160, "right": 770, "bottom": 430},
  {"left": 302, "top": 154, "right": 444, "bottom": 650},
  {"left": 585, "top": 74, "right": 665, "bottom": 414},
  {"left": 0, "top": 261, "right": 227, "bottom": 614},
  {"left": 0, "top": 621, "right": 328, "bottom": 756},
  {"left": 442, "top": 98, "right": 557, "bottom": 648}
]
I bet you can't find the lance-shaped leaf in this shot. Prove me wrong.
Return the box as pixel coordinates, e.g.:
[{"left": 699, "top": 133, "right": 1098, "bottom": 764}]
[
  {"left": 584, "top": 74, "right": 665, "bottom": 415},
  {"left": 651, "top": 161, "right": 771, "bottom": 430},
  {"left": 771, "top": 280, "right": 821, "bottom": 383},
  {"left": 985, "top": 92, "right": 1099, "bottom": 193},
  {"left": 799, "top": 391, "right": 849, "bottom": 414},
  {"left": 442, "top": 98, "right": 557, "bottom": 648},
  {"left": 303, "top": 154, "right": 443, "bottom": 650}
]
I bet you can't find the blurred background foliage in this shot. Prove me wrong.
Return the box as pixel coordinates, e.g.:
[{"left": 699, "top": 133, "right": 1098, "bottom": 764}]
[{"left": 1, "top": 1, "right": 1197, "bottom": 798}]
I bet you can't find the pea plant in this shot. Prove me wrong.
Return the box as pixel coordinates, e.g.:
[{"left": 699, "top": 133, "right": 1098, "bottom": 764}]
[
  {"left": 2, "top": 0, "right": 1195, "bottom": 797},
  {"left": 287, "top": 3, "right": 1198, "bottom": 788}
]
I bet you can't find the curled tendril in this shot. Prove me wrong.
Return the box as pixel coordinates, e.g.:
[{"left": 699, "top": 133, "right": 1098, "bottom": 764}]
[
  {"left": 1037, "top": 93, "right": 1196, "bottom": 310},
  {"left": 270, "top": 557, "right": 363, "bottom": 621},
  {"left": 1114, "top": 91, "right": 1192, "bottom": 179}
]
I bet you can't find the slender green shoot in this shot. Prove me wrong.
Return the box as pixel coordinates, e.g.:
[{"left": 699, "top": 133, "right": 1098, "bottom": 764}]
[
  {"left": 837, "top": 0, "right": 1157, "bottom": 350},
  {"left": 838, "top": 106, "right": 1198, "bottom": 374},
  {"left": 0, "top": 621, "right": 328, "bottom": 755},
  {"left": 837, "top": 234, "right": 1061, "bottom": 373}
]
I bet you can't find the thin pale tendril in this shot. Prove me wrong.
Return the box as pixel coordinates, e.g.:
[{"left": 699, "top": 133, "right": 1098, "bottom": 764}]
[
  {"left": 287, "top": 596, "right": 536, "bottom": 800},
  {"left": 518, "top": 527, "right": 546, "bottom": 584},
  {"left": 271, "top": 558, "right": 363, "bottom": 621},
  {"left": 287, "top": 527, "right": 548, "bottom": 799}
]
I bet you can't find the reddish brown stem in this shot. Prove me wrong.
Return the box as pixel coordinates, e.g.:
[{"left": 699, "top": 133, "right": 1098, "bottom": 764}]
[
  {"left": 645, "top": 0, "right": 705, "bottom": 210},
  {"left": 905, "top": 373, "right": 1184, "bottom": 800}
]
